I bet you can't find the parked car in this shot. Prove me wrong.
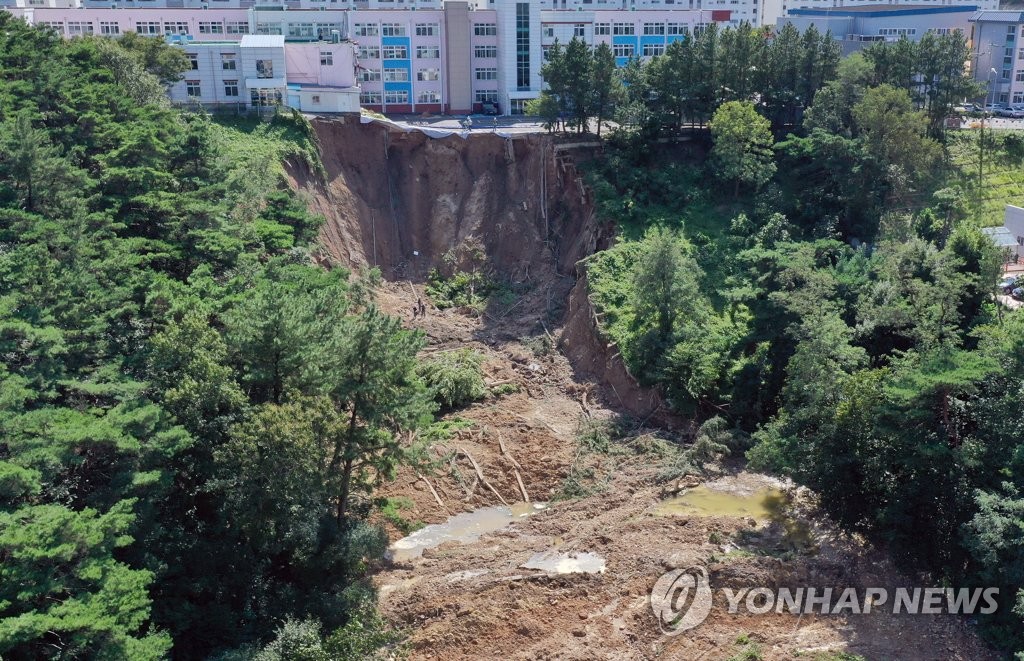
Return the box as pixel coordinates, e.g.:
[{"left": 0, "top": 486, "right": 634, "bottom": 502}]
[
  {"left": 1012, "top": 286, "right": 1024, "bottom": 301},
  {"left": 998, "top": 107, "right": 1024, "bottom": 118},
  {"left": 984, "top": 103, "right": 1005, "bottom": 116},
  {"left": 999, "top": 275, "right": 1019, "bottom": 292}
]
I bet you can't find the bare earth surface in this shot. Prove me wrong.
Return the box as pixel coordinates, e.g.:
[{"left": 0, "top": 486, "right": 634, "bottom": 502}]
[{"left": 369, "top": 282, "right": 995, "bottom": 661}]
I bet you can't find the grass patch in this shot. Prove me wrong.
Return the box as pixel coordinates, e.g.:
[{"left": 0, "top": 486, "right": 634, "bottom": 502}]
[
  {"left": 378, "top": 497, "right": 423, "bottom": 536},
  {"left": 946, "top": 129, "right": 1024, "bottom": 227}
]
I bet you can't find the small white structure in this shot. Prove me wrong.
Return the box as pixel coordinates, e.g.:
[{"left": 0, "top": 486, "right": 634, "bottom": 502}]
[{"left": 983, "top": 204, "right": 1024, "bottom": 264}]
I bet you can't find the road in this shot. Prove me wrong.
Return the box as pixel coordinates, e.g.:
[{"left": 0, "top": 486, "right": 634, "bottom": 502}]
[
  {"left": 383, "top": 114, "right": 551, "bottom": 134},
  {"left": 962, "top": 116, "right": 1024, "bottom": 130}
]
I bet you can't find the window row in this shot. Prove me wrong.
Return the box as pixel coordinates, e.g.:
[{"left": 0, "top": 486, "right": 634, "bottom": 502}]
[
  {"left": 359, "top": 90, "right": 419, "bottom": 104},
  {"left": 360, "top": 45, "right": 440, "bottom": 59},
  {"left": 360, "top": 68, "right": 439, "bottom": 81},
  {"left": 352, "top": 22, "right": 437, "bottom": 37},
  {"left": 594, "top": 22, "right": 688, "bottom": 36},
  {"left": 184, "top": 79, "right": 240, "bottom": 98}
]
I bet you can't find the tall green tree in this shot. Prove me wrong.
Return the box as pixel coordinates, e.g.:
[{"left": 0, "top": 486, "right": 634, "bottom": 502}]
[{"left": 709, "top": 100, "right": 776, "bottom": 197}]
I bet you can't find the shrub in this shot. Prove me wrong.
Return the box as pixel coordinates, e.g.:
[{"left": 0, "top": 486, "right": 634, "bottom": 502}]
[{"left": 417, "top": 349, "right": 486, "bottom": 409}]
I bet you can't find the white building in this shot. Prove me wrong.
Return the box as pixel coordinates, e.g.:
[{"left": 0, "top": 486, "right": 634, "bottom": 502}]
[
  {"left": 778, "top": 4, "right": 977, "bottom": 56},
  {"left": 968, "top": 10, "right": 1024, "bottom": 106}
]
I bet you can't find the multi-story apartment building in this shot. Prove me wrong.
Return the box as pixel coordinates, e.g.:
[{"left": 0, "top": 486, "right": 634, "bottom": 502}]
[
  {"left": 968, "top": 10, "right": 1024, "bottom": 106},
  {"left": 778, "top": 5, "right": 978, "bottom": 56},
  {"left": 3, "top": 0, "right": 740, "bottom": 114}
]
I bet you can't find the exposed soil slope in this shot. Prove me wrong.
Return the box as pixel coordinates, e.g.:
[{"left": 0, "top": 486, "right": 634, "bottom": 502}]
[
  {"left": 293, "top": 117, "right": 602, "bottom": 279},
  {"left": 292, "top": 120, "right": 995, "bottom": 661}
]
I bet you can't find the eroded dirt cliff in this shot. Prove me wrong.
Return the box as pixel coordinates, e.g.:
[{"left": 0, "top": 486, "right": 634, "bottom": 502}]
[
  {"left": 288, "top": 120, "right": 995, "bottom": 661},
  {"left": 290, "top": 117, "right": 604, "bottom": 281}
]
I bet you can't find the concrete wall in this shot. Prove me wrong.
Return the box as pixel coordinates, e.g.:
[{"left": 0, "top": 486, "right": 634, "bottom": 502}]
[{"left": 443, "top": 1, "right": 473, "bottom": 113}]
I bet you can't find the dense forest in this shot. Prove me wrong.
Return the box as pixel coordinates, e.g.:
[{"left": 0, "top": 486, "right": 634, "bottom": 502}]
[
  {"left": 4, "top": 9, "right": 1024, "bottom": 660},
  {"left": 536, "top": 26, "right": 1024, "bottom": 656},
  {"left": 0, "top": 13, "right": 442, "bottom": 659}
]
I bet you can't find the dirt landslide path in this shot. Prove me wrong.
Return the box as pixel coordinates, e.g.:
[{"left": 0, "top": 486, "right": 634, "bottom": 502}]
[{"left": 370, "top": 281, "right": 995, "bottom": 661}]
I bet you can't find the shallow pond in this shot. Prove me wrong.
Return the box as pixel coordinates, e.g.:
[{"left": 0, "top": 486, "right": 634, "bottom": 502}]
[
  {"left": 389, "top": 502, "right": 545, "bottom": 562},
  {"left": 654, "top": 485, "right": 788, "bottom": 520}
]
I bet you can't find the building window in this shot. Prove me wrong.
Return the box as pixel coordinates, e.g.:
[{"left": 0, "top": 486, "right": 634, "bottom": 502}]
[
  {"left": 543, "top": 26, "right": 554, "bottom": 38},
  {"left": 67, "top": 22, "right": 94, "bottom": 36},
  {"left": 354, "top": 23, "right": 379, "bottom": 37},
  {"left": 320, "top": 51, "right": 333, "bottom": 66},
  {"left": 417, "top": 68, "right": 440, "bottom": 81},
  {"left": 666, "top": 22, "right": 685, "bottom": 35},
  {"left": 574, "top": 24, "right": 585, "bottom": 38},
  {"left": 360, "top": 45, "right": 381, "bottom": 59},
  {"left": 516, "top": 2, "right": 530, "bottom": 89},
  {"left": 165, "top": 21, "right": 189, "bottom": 35},
  {"left": 311, "top": 95, "right": 321, "bottom": 103},
  {"left": 224, "top": 80, "right": 239, "bottom": 97},
  {"left": 416, "top": 46, "right": 440, "bottom": 59},
  {"left": 186, "top": 80, "right": 201, "bottom": 97},
  {"left": 474, "top": 45, "right": 497, "bottom": 58},
  {"left": 100, "top": 22, "right": 120, "bottom": 35},
  {"left": 594, "top": 23, "right": 610, "bottom": 35},
  {"left": 188, "top": 54, "right": 199, "bottom": 70},
  {"left": 256, "top": 59, "right": 274, "bottom": 79},
  {"left": 1015, "top": 72, "right": 1024, "bottom": 82},
  {"left": 1003, "top": 69, "right": 1012, "bottom": 81},
  {"left": 199, "top": 22, "right": 224, "bottom": 34},
  {"left": 415, "top": 23, "right": 438, "bottom": 36},
  {"left": 475, "top": 67, "right": 498, "bottom": 80},
  {"left": 383, "top": 68, "right": 409, "bottom": 81},
  {"left": 417, "top": 90, "right": 441, "bottom": 103},
  {"left": 288, "top": 23, "right": 315, "bottom": 39},
  {"left": 613, "top": 44, "right": 635, "bottom": 58},
  {"left": 510, "top": 98, "right": 527, "bottom": 115},
  {"left": 642, "top": 43, "right": 664, "bottom": 57},
  {"left": 384, "top": 90, "right": 409, "bottom": 104},
  {"left": 382, "top": 45, "right": 409, "bottom": 59},
  {"left": 475, "top": 90, "right": 498, "bottom": 103},
  {"left": 381, "top": 23, "right": 406, "bottom": 37},
  {"left": 877, "top": 28, "right": 915, "bottom": 36},
  {"left": 360, "top": 68, "right": 381, "bottom": 81},
  {"left": 135, "top": 22, "right": 160, "bottom": 35},
  {"left": 222, "top": 53, "right": 236, "bottom": 70},
  {"left": 474, "top": 23, "right": 497, "bottom": 36},
  {"left": 250, "top": 89, "right": 282, "bottom": 107},
  {"left": 38, "top": 21, "right": 65, "bottom": 33},
  {"left": 613, "top": 22, "right": 635, "bottom": 36},
  {"left": 255, "top": 23, "right": 282, "bottom": 36},
  {"left": 643, "top": 22, "right": 665, "bottom": 35},
  {"left": 226, "top": 22, "right": 249, "bottom": 35},
  {"left": 361, "top": 90, "right": 382, "bottom": 104}
]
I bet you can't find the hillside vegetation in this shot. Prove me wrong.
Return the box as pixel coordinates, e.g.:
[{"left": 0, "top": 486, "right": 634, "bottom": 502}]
[
  {"left": 0, "top": 15, "right": 429, "bottom": 659},
  {"left": 547, "top": 29, "right": 1024, "bottom": 656}
]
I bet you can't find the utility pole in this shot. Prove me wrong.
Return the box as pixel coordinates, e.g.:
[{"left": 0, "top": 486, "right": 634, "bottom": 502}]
[{"left": 981, "top": 66, "right": 997, "bottom": 188}]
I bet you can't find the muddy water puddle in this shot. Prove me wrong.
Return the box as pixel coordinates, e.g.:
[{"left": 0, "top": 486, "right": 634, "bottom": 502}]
[
  {"left": 521, "top": 550, "right": 606, "bottom": 574},
  {"left": 389, "top": 502, "right": 546, "bottom": 562},
  {"left": 655, "top": 485, "right": 789, "bottom": 520}
]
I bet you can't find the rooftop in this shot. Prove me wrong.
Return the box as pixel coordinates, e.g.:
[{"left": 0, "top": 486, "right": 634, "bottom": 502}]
[
  {"left": 240, "top": 34, "right": 286, "bottom": 48},
  {"left": 789, "top": 4, "right": 976, "bottom": 16},
  {"left": 982, "top": 226, "right": 1019, "bottom": 248},
  {"left": 970, "top": 9, "right": 1024, "bottom": 22}
]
